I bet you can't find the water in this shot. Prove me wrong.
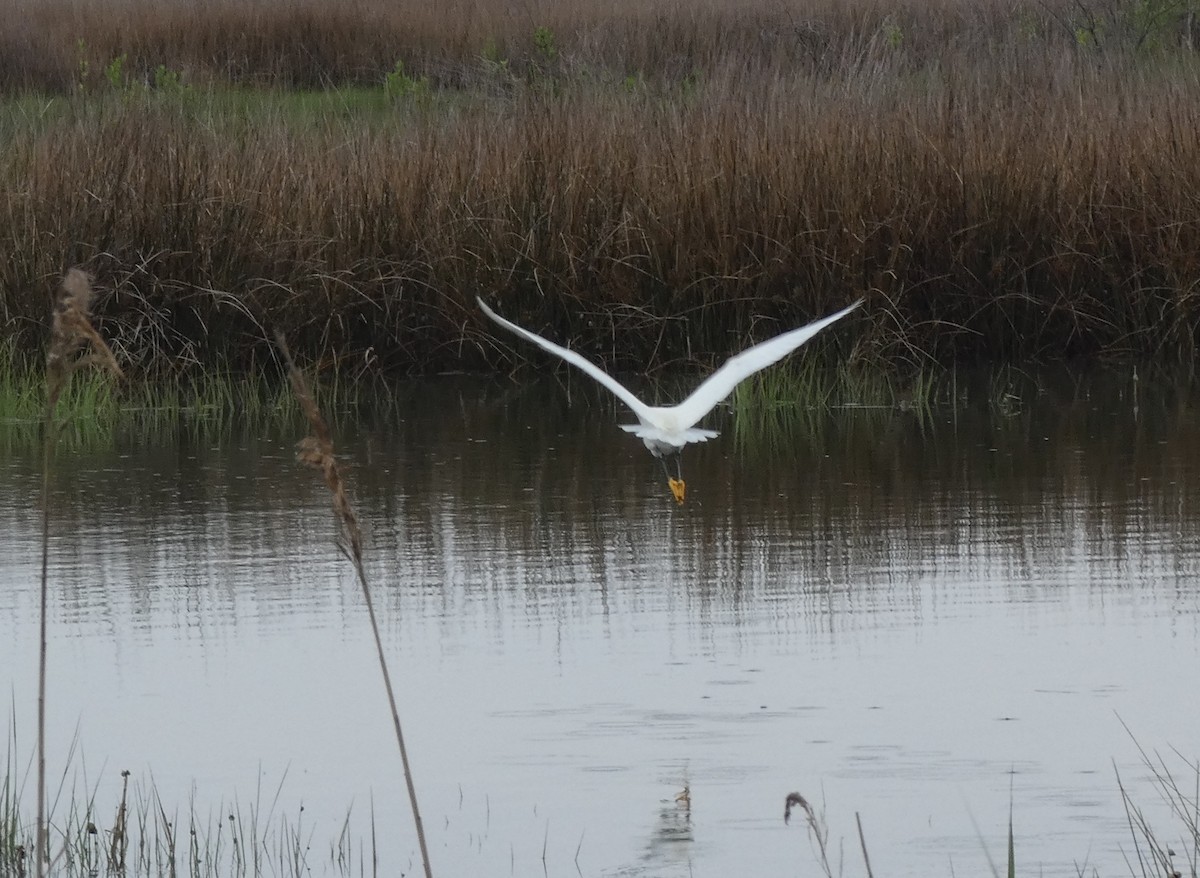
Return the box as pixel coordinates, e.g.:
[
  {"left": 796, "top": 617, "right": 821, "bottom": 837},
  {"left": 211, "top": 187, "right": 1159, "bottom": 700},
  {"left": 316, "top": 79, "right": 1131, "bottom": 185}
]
[{"left": 2, "top": 370, "right": 1198, "bottom": 877}]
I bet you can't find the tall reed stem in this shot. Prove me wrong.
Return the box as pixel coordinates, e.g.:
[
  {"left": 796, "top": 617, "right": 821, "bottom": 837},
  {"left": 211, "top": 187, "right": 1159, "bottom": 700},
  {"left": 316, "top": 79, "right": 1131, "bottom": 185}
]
[
  {"left": 36, "top": 417, "right": 53, "bottom": 877},
  {"left": 36, "top": 269, "right": 123, "bottom": 877},
  {"left": 275, "top": 331, "right": 433, "bottom": 878}
]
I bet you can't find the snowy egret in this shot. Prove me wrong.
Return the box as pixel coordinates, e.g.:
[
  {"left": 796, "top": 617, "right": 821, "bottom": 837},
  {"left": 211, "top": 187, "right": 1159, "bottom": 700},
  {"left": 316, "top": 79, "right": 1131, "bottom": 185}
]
[{"left": 477, "top": 296, "right": 862, "bottom": 504}]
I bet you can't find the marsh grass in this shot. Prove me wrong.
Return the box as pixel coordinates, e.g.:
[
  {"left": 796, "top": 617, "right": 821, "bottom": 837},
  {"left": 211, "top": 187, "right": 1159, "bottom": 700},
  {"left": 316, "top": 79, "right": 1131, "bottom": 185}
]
[
  {"left": 0, "top": 734, "right": 22, "bottom": 876},
  {"left": 1, "top": 344, "right": 378, "bottom": 450},
  {"left": 2, "top": 0, "right": 1200, "bottom": 374},
  {"left": 733, "top": 360, "right": 942, "bottom": 416},
  {"left": 1117, "top": 734, "right": 1200, "bottom": 878},
  {"left": 0, "top": 749, "right": 375, "bottom": 877},
  {"left": 729, "top": 361, "right": 944, "bottom": 456}
]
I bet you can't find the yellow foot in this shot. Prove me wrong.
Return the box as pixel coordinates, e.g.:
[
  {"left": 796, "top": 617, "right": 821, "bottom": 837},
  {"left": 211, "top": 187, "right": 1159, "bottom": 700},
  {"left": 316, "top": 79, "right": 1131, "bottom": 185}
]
[{"left": 668, "top": 477, "right": 686, "bottom": 505}]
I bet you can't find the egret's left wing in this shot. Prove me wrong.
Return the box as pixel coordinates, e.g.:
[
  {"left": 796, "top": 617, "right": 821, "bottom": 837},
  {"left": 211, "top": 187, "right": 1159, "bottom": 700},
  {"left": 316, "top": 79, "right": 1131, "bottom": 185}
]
[{"left": 670, "top": 300, "right": 863, "bottom": 430}]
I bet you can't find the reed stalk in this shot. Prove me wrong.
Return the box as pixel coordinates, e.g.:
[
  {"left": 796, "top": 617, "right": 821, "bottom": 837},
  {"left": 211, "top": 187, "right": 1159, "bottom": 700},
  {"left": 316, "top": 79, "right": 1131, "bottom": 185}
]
[
  {"left": 274, "top": 330, "right": 433, "bottom": 878},
  {"left": 37, "top": 269, "right": 123, "bottom": 876}
]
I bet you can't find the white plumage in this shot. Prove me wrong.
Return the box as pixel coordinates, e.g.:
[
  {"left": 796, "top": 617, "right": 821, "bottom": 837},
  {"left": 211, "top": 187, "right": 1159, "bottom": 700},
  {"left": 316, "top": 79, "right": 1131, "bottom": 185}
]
[{"left": 477, "top": 296, "right": 862, "bottom": 501}]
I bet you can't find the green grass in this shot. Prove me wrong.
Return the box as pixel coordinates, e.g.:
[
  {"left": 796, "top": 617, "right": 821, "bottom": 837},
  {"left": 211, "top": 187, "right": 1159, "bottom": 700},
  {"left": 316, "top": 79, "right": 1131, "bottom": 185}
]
[
  {"left": 0, "top": 344, "right": 379, "bottom": 451},
  {"left": 729, "top": 360, "right": 944, "bottom": 454},
  {"left": 0, "top": 755, "right": 372, "bottom": 877}
]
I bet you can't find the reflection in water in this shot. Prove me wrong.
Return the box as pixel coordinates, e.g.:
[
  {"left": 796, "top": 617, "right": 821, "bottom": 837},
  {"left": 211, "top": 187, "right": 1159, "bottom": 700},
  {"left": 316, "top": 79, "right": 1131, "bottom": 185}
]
[
  {"left": 639, "top": 784, "right": 693, "bottom": 875},
  {"left": 1, "top": 369, "right": 1198, "bottom": 877}
]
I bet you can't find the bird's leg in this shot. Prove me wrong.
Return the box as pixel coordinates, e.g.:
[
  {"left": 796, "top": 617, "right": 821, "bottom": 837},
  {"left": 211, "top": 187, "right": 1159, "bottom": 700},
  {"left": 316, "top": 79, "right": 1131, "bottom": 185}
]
[{"left": 665, "top": 453, "right": 686, "bottom": 505}]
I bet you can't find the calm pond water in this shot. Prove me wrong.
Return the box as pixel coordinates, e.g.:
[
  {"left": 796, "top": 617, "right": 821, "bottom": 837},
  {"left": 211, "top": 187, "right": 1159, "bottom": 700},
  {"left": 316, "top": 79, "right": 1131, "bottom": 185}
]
[{"left": 2, "top": 369, "right": 1198, "bottom": 877}]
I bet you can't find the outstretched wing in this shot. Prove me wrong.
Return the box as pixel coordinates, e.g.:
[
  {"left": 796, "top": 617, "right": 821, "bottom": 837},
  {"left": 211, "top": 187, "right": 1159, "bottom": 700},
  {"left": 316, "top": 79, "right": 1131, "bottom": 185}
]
[
  {"left": 670, "top": 300, "right": 863, "bottom": 429},
  {"left": 477, "top": 297, "right": 656, "bottom": 425}
]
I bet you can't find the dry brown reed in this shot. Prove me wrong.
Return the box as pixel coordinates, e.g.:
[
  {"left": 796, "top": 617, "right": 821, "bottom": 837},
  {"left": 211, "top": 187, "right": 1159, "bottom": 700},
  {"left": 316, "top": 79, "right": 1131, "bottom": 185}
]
[
  {"left": 107, "top": 769, "right": 130, "bottom": 872},
  {"left": 2, "top": 0, "right": 1199, "bottom": 373},
  {"left": 785, "top": 791, "right": 835, "bottom": 876},
  {"left": 38, "top": 269, "right": 123, "bottom": 877},
  {"left": 274, "top": 330, "right": 433, "bottom": 878},
  {"left": 45, "top": 270, "right": 124, "bottom": 406},
  {"left": 786, "top": 792, "right": 878, "bottom": 878}
]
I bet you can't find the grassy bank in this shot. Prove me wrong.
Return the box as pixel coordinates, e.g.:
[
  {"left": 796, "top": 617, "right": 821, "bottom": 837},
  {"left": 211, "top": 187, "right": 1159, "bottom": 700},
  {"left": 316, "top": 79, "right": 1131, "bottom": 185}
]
[
  {"left": 1, "top": 0, "right": 1199, "bottom": 376},
  {"left": 1, "top": 337, "right": 321, "bottom": 432}
]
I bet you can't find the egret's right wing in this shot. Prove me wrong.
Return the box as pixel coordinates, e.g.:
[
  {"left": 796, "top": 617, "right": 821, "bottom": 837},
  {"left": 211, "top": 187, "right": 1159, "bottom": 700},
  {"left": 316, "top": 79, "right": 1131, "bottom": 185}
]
[
  {"left": 477, "top": 297, "right": 655, "bottom": 424},
  {"left": 671, "top": 300, "right": 863, "bottom": 429}
]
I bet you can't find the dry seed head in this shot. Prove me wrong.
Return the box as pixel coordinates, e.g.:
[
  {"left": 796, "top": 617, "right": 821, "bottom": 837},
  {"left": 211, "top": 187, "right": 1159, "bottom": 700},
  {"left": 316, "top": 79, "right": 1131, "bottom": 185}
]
[
  {"left": 60, "top": 266, "right": 93, "bottom": 310},
  {"left": 296, "top": 435, "right": 328, "bottom": 469},
  {"left": 46, "top": 268, "right": 124, "bottom": 410},
  {"left": 277, "top": 331, "right": 365, "bottom": 565},
  {"left": 783, "top": 792, "right": 813, "bottom": 825}
]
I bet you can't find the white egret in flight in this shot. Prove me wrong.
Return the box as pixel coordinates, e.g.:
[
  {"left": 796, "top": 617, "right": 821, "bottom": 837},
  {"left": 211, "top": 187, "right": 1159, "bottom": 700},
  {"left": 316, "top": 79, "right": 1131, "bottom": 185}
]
[{"left": 477, "top": 296, "right": 862, "bottom": 504}]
